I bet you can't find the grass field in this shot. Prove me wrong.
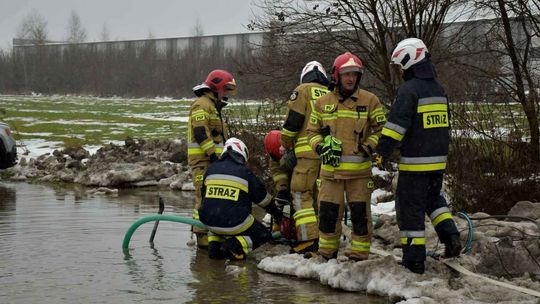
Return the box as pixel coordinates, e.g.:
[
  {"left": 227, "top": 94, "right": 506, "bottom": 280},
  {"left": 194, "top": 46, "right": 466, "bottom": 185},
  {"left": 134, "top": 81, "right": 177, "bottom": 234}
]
[
  {"left": 0, "top": 95, "right": 285, "bottom": 154},
  {"left": 452, "top": 102, "right": 531, "bottom": 129},
  {"left": 1, "top": 94, "right": 536, "bottom": 155}
]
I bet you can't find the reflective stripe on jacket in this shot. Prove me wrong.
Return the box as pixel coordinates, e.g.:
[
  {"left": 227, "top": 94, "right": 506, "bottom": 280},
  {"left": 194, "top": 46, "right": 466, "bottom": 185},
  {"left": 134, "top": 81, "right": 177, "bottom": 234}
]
[
  {"left": 306, "top": 88, "right": 386, "bottom": 179},
  {"left": 187, "top": 92, "right": 228, "bottom": 167},
  {"left": 376, "top": 60, "right": 449, "bottom": 173},
  {"left": 281, "top": 83, "right": 330, "bottom": 159},
  {"left": 198, "top": 157, "right": 273, "bottom": 234}
]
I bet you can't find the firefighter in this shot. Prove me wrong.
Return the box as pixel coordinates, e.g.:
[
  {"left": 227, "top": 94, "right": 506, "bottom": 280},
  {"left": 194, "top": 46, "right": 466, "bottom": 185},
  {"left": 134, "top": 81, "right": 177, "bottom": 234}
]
[
  {"left": 280, "top": 61, "right": 330, "bottom": 254},
  {"left": 373, "top": 38, "right": 461, "bottom": 274},
  {"left": 198, "top": 137, "right": 283, "bottom": 260},
  {"left": 188, "top": 69, "right": 236, "bottom": 249},
  {"left": 306, "top": 52, "right": 386, "bottom": 261},
  {"left": 264, "top": 130, "right": 291, "bottom": 232},
  {"left": 264, "top": 130, "right": 300, "bottom": 241}
]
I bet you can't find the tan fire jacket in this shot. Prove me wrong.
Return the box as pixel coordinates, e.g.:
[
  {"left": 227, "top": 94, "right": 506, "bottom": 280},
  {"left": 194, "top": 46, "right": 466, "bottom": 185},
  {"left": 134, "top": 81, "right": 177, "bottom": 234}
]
[
  {"left": 281, "top": 83, "right": 330, "bottom": 159},
  {"left": 306, "top": 88, "right": 386, "bottom": 179},
  {"left": 187, "top": 92, "right": 228, "bottom": 168}
]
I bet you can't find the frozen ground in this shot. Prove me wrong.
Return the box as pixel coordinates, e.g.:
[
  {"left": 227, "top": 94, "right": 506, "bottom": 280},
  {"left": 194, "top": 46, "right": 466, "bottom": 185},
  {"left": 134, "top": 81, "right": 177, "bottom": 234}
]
[
  {"left": 257, "top": 221, "right": 540, "bottom": 304},
  {"left": 257, "top": 170, "right": 540, "bottom": 303},
  {"left": 16, "top": 138, "right": 123, "bottom": 160}
]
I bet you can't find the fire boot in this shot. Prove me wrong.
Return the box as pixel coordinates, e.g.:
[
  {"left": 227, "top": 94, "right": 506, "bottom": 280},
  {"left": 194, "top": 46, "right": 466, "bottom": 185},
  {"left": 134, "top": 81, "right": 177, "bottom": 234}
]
[
  {"left": 400, "top": 260, "right": 425, "bottom": 274},
  {"left": 195, "top": 233, "right": 209, "bottom": 249},
  {"left": 221, "top": 237, "right": 247, "bottom": 260},
  {"left": 303, "top": 250, "right": 337, "bottom": 261},
  {"left": 290, "top": 240, "right": 318, "bottom": 255},
  {"left": 345, "top": 251, "right": 368, "bottom": 262},
  {"left": 444, "top": 234, "right": 462, "bottom": 258}
]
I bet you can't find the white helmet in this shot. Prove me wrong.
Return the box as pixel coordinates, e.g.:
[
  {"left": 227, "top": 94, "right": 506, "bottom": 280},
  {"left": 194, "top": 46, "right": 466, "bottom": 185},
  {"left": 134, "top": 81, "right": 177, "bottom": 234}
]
[
  {"left": 300, "top": 61, "right": 327, "bottom": 83},
  {"left": 221, "top": 137, "right": 249, "bottom": 163},
  {"left": 391, "top": 38, "right": 428, "bottom": 70}
]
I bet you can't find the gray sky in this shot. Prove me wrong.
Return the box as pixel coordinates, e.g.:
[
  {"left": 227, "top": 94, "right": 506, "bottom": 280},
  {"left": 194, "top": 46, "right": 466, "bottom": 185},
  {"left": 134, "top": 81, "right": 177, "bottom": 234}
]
[{"left": 0, "top": 0, "right": 261, "bottom": 49}]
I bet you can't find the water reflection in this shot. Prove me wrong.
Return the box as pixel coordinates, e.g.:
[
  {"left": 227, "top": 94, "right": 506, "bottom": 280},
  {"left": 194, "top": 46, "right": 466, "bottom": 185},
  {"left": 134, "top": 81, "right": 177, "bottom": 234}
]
[
  {"left": 1, "top": 181, "right": 387, "bottom": 303},
  {"left": 0, "top": 182, "right": 16, "bottom": 212}
]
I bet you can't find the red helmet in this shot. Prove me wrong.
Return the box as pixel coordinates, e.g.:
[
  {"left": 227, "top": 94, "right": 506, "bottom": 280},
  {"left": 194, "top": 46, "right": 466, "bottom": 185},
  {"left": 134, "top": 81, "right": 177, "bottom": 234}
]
[
  {"left": 203, "top": 69, "right": 237, "bottom": 94},
  {"left": 332, "top": 52, "right": 363, "bottom": 82},
  {"left": 264, "top": 130, "right": 282, "bottom": 160}
]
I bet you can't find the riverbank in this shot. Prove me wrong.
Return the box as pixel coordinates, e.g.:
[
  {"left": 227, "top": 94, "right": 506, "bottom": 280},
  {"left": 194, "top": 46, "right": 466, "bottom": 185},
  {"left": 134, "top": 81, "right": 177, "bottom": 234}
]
[{"left": 1, "top": 137, "right": 194, "bottom": 190}]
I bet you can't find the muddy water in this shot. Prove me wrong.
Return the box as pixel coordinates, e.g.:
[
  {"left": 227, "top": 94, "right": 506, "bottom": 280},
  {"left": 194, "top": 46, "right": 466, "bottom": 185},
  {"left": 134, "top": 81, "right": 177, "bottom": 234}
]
[{"left": 0, "top": 182, "right": 387, "bottom": 303}]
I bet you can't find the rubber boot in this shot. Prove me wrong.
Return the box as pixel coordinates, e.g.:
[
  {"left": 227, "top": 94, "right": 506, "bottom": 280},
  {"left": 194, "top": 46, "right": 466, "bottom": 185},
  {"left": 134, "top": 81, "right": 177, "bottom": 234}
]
[
  {"left": 195, "top": 233, "right": 209, "bottom": 249},
  {"left": 208, "top": 241, "right": 226, "bottom": 259},
  {"left": 444, "top": 234, "right": 462, "bottom": 258},
  {"left": 400, "top": 260, "right": 425, "bottom": 274},
  {"left": 221, "top": 238, "right": 246, "bottom": 260}
]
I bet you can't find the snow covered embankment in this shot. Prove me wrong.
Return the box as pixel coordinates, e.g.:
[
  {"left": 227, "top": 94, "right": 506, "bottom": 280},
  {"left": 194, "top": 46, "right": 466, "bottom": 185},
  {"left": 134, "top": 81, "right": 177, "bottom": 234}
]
[{"left": 258, "top": 199, "right": 540, "bottom": 304}]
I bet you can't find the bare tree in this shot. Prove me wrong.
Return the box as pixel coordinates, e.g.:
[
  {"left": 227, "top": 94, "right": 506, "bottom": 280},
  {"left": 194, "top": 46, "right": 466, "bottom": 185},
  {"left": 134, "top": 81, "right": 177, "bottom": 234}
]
[
  {"left": 66, "top": 10, "right": 87, "bottom": 43},
  {"left": 191, "top": 17, "right": 205, "bottom": 37},
  {"left": 16, "top": 9, "right": 48, "bottom": 44},
  {"left": 457, "top": 0, "right": 540, "bottom": 162},
  {"left": 99, "top": 23, "right": 110, "bottom": 41},
  {"left": 249, "top": 0, "right": 473, "bottom": 102}
]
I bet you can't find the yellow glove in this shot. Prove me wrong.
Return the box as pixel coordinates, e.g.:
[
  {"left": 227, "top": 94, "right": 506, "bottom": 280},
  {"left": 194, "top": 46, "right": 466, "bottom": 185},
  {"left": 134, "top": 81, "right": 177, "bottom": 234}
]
[{"left": 372, "top": 152, "right": 384, "bottom": 170}]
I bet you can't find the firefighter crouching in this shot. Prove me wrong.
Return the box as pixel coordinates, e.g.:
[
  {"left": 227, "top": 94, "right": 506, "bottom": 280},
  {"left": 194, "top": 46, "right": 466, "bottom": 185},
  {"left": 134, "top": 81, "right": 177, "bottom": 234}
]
[
  {"left": 264, "top": 130, "right": 293, "bottom": 235},
  {"left": 374, "top": 38, "right": 461, "bottom": 274},
  {"left": 188, "top": 69, "right": 237, "bottom": 249},
  {"left": 280, "top": 61, "right": 330, "bottom": 254},
  {"left": 306, "top": 52, "right": 386, "bottom": 261},
  {"left": 198, "top": 138, "right": 283, "bottom": 260}
]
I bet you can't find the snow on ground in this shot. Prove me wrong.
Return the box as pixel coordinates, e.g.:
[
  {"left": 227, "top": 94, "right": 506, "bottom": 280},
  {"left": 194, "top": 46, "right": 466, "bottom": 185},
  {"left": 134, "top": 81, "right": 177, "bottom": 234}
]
[
  {"left": 129, "top": 113, "right": 189, "bottom": 122},
  {"left": 372, "top": 200, "right": 396, "bottom": 217},
  {"left": 17, "top": 138, "right": 124, "bottom": 159},
  {"left": 17, "top": 139, "right": 63, "bottom": 159},
  {"left": 257, "top": 245, "right": 538, "bottom": 304},
  {"left": 372, "top": 166, "right": 393, "bottom": 180}
]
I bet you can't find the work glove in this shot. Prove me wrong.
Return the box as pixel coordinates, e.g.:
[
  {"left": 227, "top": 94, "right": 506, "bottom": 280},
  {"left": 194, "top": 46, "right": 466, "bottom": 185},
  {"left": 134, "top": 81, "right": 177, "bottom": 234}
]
[
  {"left": 317, "top": 135, "right": 342, "bottom": 167},
  {"left": 274, "top": 190, "right": 291, "bottom": 210},
  {"left": 266, "top": 202, "right": 283, "bottom": 223},
  {"left": 280, "top": 149, "right": 297, "bottom": 173},
  {"left": 209, "top": 153, "right": 219, "bottom": 163},
  {"left": 329, "top": 136, "right": 342, "bottom": 166},
  {"left": 372, "top": 152, "right": 385, "bottom": 170}
]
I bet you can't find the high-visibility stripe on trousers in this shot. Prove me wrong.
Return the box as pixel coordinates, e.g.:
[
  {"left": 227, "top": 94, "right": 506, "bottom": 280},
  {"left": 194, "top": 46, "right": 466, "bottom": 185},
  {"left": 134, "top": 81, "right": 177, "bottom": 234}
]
[
  {"left": 291, "top": 158, "right": 320, "bottom": 242},
  {"left": 396, "top": 172, "right": 459, "bottom": 262},
  {"left": 317, "top": 177, "right": 373, "bottom": 260}
]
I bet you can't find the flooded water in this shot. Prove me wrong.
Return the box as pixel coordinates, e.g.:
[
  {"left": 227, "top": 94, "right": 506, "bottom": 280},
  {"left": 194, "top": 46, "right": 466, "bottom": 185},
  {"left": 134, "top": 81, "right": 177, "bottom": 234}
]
[{"left": 0, "top": 181, "right": 387, "bottom": 303}]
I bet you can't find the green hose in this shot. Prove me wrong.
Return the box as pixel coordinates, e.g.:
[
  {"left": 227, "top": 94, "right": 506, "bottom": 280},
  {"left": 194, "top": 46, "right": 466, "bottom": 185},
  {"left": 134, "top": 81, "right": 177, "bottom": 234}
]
[
  {"left": 122, "top": 214, "right": 282, "bottom": 250},
  {"left": 122, "top": 214, "right": 206, "bottom": 250}
]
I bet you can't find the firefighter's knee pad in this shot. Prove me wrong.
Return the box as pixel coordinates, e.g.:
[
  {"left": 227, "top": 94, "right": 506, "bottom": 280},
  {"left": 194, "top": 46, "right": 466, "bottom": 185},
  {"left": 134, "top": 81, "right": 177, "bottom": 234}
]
[
  {"left": 221, "top": 237, "right": 246, "bottom": 260},
  {"left": 318, "top": 201, "right": 340, "bottom": 233},
  {"left": 349, "top": 202, "right": 368, "bottom": 236}
]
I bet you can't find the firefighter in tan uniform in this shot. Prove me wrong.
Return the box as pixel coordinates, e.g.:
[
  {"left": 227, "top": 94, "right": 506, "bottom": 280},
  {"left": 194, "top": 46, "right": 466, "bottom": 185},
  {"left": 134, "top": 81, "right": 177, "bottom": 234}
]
[
  {"left": 306, "top": 52, "right": 386, "bottom": 261},
  {"left": 188, "top": 69, "right": 237, "bottom": 248},
  {"left": 280, "top": 61, "right": 330, "bottom": 254}
]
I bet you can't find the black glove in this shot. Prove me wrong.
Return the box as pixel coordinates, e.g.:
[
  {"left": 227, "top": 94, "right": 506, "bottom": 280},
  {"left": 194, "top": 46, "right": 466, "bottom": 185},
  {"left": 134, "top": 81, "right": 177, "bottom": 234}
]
[
  {"left": 281, "top": 150, "right": 297, "bottom": 173},
  {"left": 209, "top": 153, "right": 219, "bottom": 163},
  {"left": 274, "top": 190, "right": 291, "bottom": 210},
  {"left": 266, "top": 202, "right": 283, "bottom": 223},
  {"left": 321, "top": 125, "right": 331, "bottom": 137}
]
